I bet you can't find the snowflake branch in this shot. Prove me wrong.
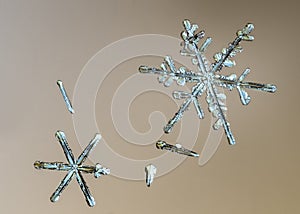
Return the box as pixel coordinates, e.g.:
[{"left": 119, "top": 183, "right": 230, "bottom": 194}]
[
  {"left": 77, "top": 133, "right": 101, "bottom": 165},
  {"left": 215, "top": 68, "right": 277, "bottom": 105},
  {"left": 34, "top": 161, "right": 72, "bottom": 171},
  {"left": 211, "top": 23, "right": 254, "bottom": 72},
  {"left": 50, "top": 170, "right": 75, "bottom": 202},
  {"left": 139, "top": 57, "right": 202, "bottom": 86},
  {"left": 164, "top": 82, "right": 206, "bottom": 133}
]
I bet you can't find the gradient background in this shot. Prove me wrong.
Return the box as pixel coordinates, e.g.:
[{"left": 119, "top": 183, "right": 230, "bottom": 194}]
[{"left": 1, "top": 0, "right": 299, "bottom": 213}]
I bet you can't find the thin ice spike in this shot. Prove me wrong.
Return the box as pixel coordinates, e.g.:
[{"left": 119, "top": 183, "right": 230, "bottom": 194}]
[
  {"left": 57, "top": 80, "right": 75, "bottom": 114},
  {"left": 156, "top": 140, "right": 199, "bottom": 157}
]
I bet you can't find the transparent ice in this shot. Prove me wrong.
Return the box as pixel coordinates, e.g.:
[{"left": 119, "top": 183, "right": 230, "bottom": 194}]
[
  {"left": 145, "top": 164, "right": 157, "bottom": 187},
  {"left": 57, "top": 80, "right": 75, "bottom": 114},
  {"left": 156, "top": 140, "right": 199, "bottom": 157},
  {"left": 34, "top": 131, "right": 110, "bottom": 207},
  {"left": 139, "top": 19, "right": 277, "bottom": 145}
]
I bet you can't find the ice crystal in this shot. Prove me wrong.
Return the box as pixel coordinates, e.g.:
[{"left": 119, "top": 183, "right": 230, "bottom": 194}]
[
  {"left": 156, "top": 140, "right": 199, "bottom": 157},
  {"left": 34, "top": 131, "right": 110, "bottom": 207},
  {"left": 139, "top": 19, "right": 276, "bottom": 145},
  {"left": 57, "top": 80, "right": 74, "bottom": 114},
  {"left": 145, "top": 164, "right": 157, "bottom": 187}
]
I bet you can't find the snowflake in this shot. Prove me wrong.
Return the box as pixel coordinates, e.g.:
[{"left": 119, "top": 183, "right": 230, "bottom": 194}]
[
  {"left": 139, "top": 19, "right": 277, "bottom": 145},
  {"left": 34, "top": 131, "right": 110, "bottom": 207}
]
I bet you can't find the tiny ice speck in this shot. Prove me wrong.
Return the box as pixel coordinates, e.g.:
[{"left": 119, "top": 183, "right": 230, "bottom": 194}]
[{"left": 145, "top": 164, "right": 157, "bottom": 187}]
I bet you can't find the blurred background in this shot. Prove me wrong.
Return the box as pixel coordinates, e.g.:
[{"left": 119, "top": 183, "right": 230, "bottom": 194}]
[{"left": 0, "top": 0, "right": 299, "bottom": 213}]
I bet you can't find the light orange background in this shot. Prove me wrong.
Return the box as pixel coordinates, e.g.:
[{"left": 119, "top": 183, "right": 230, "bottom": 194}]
[{"left": 0, "top": 0, "right": 299, "bottom": 213}]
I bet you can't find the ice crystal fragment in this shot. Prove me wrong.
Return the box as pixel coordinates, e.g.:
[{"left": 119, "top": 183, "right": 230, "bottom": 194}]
[
  {"left": 57, "top": 80, "right": 74, "bottom": 114},
  {"left": 139, "top": 19, "right": 277, "bottom": 145},
  {"left": 156, "top": 140, "right": 199, "bottom": 157},
  {"left": 34, "top": 131, "right": 110, "bottom": 207},
  {"left": 145, "top": 164, "right": 157, "bottom": 187}
]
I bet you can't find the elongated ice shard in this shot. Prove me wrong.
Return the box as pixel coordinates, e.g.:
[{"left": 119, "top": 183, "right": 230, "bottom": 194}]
[
  {"left": 156, "top": 140, "right": 199, "bottom": 157},
  {"left": 145, "top": 164, "right": 157, "bottom": 187},
  {"left": 57, "top": 80, "right": 75, "bottom": 114}
]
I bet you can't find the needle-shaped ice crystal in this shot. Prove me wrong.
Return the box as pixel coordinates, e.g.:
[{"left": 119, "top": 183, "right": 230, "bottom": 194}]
[
  {"left": 145, "top": 164, "right": 157, "bottom": 187},
  {"left": 34, "top": 131, "right": 110, "bottom": 207},
  {"left": 139, "top": 19, "right": 277, "bottom": 145},
  {"left": 57, "top": 80, "right": 75, "bottom": 114},
  {"left": 156, "top": 140, "right": 199, "bottom": 157}
]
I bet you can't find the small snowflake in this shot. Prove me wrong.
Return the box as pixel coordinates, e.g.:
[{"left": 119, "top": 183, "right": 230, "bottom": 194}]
[
  {"left": 34, "top": 131, "right": 110, "bottom": 207},
  {"left": 139, "top": 19, "right": 276, "bottom": 145}
]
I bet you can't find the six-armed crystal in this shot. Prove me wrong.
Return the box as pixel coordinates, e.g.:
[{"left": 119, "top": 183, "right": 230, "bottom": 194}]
[
  {"left": 139, "top": 19, "right": 276, "bottom": 145},
  {"left": 34, "top": 131, "right": 110, "bottom": 207}
]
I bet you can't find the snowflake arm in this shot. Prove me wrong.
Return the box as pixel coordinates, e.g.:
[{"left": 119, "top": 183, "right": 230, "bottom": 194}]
[
  {"left": 139, "top": 56, "right": 202, "bottom": 86},
  {"left": 55, "top": 130, "right": 76, "bottom": 165},
  {"left": 77, "top": 133, "right": 101, "bottom": 165},
  {"left": 50, "top": 170, "right": 75, "bottom": 203},
  {"left": 215, "top": 68, "right": 277, "bottom": 105}
]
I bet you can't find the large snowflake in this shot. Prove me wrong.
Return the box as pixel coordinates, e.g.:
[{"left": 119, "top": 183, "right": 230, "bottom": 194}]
[{"left": 139, "top": 19, "right": 276, "bottom": 145}]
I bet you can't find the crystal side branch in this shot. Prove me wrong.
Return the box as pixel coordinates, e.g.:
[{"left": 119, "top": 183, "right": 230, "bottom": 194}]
[
  {"left": 34, "top": 131, "right": 110, "bottom": 207},
  {"left": 139, "top": 19, "right": 276, "bottom": 145}
]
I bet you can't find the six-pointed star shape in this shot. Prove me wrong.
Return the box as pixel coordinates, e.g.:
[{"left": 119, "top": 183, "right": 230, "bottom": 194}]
[{"left": 34, "top": 130, "right": 110, "bottom": 207}]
